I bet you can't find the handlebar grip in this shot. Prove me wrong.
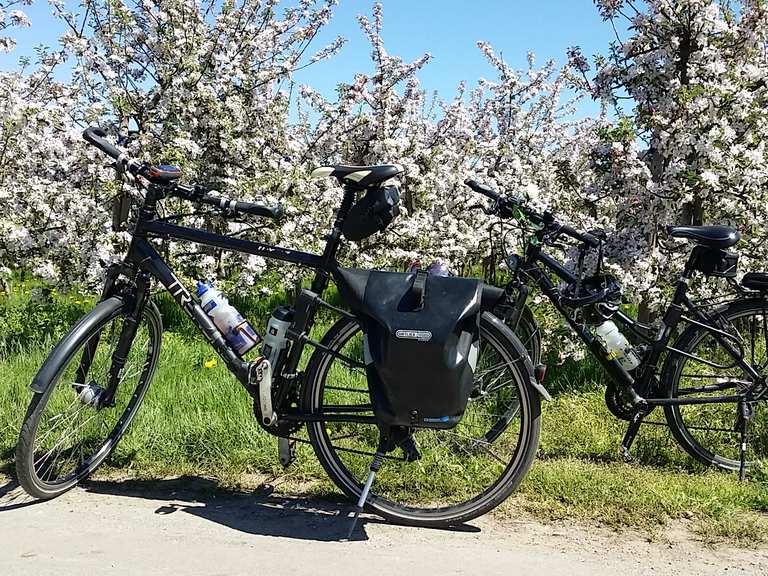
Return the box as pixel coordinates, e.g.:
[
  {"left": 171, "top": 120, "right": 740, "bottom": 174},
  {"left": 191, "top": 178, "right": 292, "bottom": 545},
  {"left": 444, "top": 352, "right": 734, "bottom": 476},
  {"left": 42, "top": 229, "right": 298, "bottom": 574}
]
[
  {"left": 235, "top": 201, "right": 285, "bottom": 219},
  {"left": 560, "top": 224, "right": 600, "bottom": 248},
  {"left": 201, "top": 195, "right": 284, "bottom": 219},
  {"left": 83, "top": 127, "right": 123, "bottom": 160},
  {"left": 464, "top": 178, "right": 501, "bottom": 201}
]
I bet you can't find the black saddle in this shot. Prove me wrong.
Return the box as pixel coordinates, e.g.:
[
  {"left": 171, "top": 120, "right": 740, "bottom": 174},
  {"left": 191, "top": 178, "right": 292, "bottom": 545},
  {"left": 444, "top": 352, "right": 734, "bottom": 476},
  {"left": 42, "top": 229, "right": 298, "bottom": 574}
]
[
  {"left": 311, "top": 164, "right": 403, "bottom": 188},
  {"left": 742, "top": 272, "right": 768, "bottom": 291},
  {"left": 668, "top": 225, "right": 740, "bottom": 249}
]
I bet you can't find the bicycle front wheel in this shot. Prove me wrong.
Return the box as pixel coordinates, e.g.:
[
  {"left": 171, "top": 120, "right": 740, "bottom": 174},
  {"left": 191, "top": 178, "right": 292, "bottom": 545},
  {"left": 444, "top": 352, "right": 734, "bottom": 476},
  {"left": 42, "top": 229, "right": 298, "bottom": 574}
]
[
  {"left": 16, "top": 296, "right": 162, "bottom": 499},
  {"left": 662, "top": 298, "right": 768, "bottom": 470},
  {"left": 303, "top": 312, "right": 541, "bottom": 527},
  {"left": 506, "top": 305, "right": 542, "bottom": 365}
]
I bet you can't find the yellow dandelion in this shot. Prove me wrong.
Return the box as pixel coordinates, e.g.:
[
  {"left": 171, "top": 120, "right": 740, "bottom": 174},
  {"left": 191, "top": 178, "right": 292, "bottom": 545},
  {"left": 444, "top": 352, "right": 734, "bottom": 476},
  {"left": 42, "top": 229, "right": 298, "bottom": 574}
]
[{"left": 204, "top": 358, "right": 218, "bottom": 369}]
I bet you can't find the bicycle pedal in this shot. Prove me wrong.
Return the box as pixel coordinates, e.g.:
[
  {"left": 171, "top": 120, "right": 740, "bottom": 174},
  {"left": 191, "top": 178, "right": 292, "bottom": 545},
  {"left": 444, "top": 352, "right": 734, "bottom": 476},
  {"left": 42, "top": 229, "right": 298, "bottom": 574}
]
[{"left": 278, "top": 436, "right": 296, "bottom": 467}]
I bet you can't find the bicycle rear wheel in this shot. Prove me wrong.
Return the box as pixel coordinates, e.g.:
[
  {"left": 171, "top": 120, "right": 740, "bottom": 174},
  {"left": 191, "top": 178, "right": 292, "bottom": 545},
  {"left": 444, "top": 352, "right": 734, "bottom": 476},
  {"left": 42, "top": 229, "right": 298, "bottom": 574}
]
[
  {"left": 662, "top": 298, "right": 768, "bottom": 470},
  {"left": 303, "top": 312, "right": 541, "bottom": 527},
  {"left": 16, "top": 296, "right": 162, "bottom": 499}
]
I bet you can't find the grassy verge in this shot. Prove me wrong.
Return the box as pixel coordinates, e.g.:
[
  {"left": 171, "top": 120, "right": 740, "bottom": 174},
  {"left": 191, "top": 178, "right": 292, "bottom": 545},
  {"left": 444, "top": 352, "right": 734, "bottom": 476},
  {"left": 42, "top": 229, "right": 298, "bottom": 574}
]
[{"left": 1, "top": 292, "right": 767, "bottom": 546}]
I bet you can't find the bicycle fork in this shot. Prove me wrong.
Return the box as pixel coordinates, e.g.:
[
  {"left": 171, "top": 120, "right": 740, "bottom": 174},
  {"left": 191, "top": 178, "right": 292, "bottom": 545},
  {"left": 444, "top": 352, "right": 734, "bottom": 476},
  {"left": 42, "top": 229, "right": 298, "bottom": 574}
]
[{"left": 100, "top": 272, "right": 152, "bottom": 407}]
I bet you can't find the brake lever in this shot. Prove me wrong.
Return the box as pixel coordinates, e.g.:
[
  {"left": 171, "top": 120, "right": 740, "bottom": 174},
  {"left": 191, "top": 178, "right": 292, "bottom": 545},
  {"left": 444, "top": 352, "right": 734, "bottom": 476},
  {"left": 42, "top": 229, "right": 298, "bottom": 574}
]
[
  {"left": 467, "top": 202, "right": 497, "bottom": 216},
  {"left": 117, "top": 130, "right": 140, "bottom": 147},
  {"left": 543, "top": 232, "right": 568, "bottom": 251},
  {"left": 110, "top": 160, "right": 138, "bottom": 185}
]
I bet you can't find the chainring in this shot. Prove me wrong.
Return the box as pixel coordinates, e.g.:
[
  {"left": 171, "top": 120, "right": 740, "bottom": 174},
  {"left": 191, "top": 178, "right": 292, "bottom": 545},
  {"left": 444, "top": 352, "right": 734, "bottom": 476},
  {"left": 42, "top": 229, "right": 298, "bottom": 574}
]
[
  {"left": 604, "top": 384, "right": 635, "bottom": 421},
  {"left": 252, "top": 383, "right": 304, "bottom": 437},
  {"left": 605, "top": 378, "right": 659, "bottom": 421}
]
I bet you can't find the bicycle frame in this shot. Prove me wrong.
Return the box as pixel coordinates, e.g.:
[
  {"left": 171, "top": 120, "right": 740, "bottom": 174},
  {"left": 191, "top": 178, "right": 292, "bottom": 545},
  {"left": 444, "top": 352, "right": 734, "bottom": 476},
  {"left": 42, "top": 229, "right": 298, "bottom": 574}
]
[
  {"left": 509, "top": 236, "right": 764, "bottom": 409},
  {"left": 105, "top": 181, "right": 379, "bottom": 427}
]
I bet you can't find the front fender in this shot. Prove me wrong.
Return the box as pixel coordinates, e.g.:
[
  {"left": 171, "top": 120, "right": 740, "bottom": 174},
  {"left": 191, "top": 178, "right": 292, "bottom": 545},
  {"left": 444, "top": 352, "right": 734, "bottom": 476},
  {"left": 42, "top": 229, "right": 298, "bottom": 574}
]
[
  {"left": 481, "top": 311, "right": 551, "bottom": 401},
  {"left": 30, "top": 296, "right": 125, "bottom": 394}
]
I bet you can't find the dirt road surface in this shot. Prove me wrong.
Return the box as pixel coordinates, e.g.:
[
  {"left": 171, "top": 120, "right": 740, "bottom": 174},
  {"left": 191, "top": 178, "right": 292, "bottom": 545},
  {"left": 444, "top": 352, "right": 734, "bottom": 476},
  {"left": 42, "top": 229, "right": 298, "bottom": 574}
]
[{"left": 1, "top": 475, "right": 766, "bottom": 576}]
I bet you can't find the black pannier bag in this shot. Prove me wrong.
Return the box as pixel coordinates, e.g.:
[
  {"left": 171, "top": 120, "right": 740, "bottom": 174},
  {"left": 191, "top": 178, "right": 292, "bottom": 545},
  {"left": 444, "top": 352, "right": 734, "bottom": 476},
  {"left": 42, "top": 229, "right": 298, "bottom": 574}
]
[{"left": 334, "top": 267, "right": 483, "bottom": 429}]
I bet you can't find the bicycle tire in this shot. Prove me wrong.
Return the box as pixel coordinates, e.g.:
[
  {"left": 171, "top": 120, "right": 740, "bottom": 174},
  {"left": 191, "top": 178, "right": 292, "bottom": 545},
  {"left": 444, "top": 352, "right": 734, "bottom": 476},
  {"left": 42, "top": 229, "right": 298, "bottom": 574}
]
[
  {"left": 303, "top": 312, "right": 541, "bottom": 527},
  {"left": 662, "top": 298, "right": 768, "bottom": 470},
  {"left": 16, "top": 296, "right": 162, "bottom": 499}
]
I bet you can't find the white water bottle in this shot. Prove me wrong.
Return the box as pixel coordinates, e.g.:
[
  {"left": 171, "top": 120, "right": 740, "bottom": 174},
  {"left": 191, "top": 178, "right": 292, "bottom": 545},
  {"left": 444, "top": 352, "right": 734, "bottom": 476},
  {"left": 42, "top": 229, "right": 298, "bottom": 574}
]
[
  {"left": 196, "top": 281, "right": 260, "bottom": 356},
  {"left": 595, "top": 320, "right": 640, "bottom": 371}
]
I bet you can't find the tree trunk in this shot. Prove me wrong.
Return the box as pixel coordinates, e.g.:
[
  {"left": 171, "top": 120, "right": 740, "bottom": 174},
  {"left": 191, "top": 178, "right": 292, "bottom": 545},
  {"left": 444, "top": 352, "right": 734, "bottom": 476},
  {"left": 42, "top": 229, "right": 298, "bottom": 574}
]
[
  {"left": 679, "top": 192, "right": 704, "bottom": 226},
  {"left": 638, "top": 139, "right": 664, "bottom": 324},
  {"left": 112, "top": 117, "right": 131, "bottom": 232}
]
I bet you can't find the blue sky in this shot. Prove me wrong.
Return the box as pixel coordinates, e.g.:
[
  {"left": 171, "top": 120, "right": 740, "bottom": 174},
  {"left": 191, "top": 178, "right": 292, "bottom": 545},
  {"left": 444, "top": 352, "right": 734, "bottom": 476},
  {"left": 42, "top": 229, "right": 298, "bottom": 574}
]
[
  {"left": 4, "top": 1, "right": 622, "bottom": 116},
  {"left": 293, "top": 1, "right": 618, "bottom": 109}
]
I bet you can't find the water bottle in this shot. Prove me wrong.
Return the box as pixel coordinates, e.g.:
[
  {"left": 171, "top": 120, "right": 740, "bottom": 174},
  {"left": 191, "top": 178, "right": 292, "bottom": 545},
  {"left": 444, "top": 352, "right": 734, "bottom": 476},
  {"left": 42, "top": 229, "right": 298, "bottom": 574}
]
[
  {"left": 595, "top": 320, "right": 640, "bottom": 371},
  {"left": 407, "top": 258, "right": 451, "bottom": 276},
  {"left": 196, "top": 281, "right": 260, "bottom": 356},
  {"left": 262, "top": 306, "right": 294, "bottom": 366},
  {"left": 426, "top": 259, "right": 451, "bottom": 277}
]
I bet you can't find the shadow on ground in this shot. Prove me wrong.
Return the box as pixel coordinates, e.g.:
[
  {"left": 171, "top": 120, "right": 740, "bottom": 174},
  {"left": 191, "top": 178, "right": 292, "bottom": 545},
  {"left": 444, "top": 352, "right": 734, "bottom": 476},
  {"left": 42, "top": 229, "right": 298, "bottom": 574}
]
[
  {"left": 78, "top": 476, "right": 479, "bottom": 543},
  {"left": 0, "top": 462, "right": 41, "bottom": 512},
  {"left": 83, "top": 476, "right": 374, "bottom": 541}
]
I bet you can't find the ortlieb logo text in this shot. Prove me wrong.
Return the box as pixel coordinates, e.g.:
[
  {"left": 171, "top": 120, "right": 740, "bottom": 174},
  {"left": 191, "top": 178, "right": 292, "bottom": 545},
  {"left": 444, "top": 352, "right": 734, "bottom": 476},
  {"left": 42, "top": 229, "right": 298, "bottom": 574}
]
[{"left": 395, "top": 329, "right": 432, "bottom": 342}]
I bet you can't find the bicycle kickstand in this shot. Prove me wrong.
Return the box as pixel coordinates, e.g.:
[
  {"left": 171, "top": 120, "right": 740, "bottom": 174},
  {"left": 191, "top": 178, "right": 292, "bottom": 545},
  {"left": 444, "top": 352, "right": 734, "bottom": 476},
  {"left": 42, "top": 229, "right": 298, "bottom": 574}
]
[
  {"left": 620, "top": 411, "right": 645, "bottom": 463},
  {"left": 737, "top": 400, "right": 754, "bottom": 482},
  {"left": 345, "top": 438, "right": 386, "bottom": 540}
]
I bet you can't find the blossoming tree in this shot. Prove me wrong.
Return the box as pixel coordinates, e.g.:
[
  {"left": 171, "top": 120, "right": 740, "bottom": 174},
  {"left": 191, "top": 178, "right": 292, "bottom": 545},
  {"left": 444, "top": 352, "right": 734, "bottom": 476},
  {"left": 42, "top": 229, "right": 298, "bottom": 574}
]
[
  {"left": 1, "top": 0, "right": 767, "bottom": 340},
  {"left": 571, "top": 0, "right": 768, "bottom": 316}
]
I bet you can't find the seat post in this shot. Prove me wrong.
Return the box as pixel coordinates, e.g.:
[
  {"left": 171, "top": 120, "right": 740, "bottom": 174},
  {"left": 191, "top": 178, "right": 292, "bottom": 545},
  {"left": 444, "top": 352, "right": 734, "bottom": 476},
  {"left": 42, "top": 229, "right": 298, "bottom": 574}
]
[
  {"left": 682, "top": 249, "right": 699, "bottom": 280},
  {"left": 310, "top": 184, "right": 359, "bottom": 293}
]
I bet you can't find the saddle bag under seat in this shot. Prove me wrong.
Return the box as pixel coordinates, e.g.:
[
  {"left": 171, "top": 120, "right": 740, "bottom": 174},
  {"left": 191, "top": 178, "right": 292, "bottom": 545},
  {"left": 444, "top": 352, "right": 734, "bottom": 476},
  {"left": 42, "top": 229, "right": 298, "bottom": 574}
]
[{"left": 334, "top": 268, "right": 483, "bottom": 429}]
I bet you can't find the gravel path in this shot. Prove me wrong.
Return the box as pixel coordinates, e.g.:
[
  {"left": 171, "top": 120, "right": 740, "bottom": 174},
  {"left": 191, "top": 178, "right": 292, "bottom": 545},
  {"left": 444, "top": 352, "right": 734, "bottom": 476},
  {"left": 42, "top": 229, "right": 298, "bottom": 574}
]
[{"left": 1, "top": 475, "right": 766, "bottom": 576}]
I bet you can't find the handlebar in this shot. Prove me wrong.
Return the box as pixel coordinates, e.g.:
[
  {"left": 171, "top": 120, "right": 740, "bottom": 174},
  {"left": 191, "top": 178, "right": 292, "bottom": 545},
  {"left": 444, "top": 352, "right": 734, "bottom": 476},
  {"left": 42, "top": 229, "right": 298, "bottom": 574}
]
[
  {"left": 196, "top": 191, "right": 285, "bottom": 219},
  {"left": 83, "top": 127, "right": 145, "bottom": 177},
  {"left": 559, "top": 223, "right": 600, "bottom": 248},
  {"left": 464, "top": 179, "right": 501, "bottom": 202},
  {"left": 83, "top": 126, "right": 121, "bottom": 159},
  {"left": 82, "top": 127, "right": 283, "bottom": 220},
  {"left": 465, "top": 178, "right": 600, "bottom": 248}
]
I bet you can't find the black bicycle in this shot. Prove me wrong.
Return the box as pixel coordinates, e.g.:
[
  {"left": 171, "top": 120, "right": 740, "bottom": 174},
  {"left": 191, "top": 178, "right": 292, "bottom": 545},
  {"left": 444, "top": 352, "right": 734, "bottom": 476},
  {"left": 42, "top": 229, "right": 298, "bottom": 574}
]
[
  {"left": 13, "top": 128, "right": 545, "bottom": 528},
  {"left": 466, "top": 179, "right": 768, "bottom": 477}
]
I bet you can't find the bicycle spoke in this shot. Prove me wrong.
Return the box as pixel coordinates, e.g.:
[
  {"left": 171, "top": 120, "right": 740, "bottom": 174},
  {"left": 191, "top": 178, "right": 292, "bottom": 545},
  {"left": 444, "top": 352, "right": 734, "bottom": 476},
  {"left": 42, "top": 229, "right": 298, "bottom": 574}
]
[
  {"left": 34, "top": 402, "right": 91, "bottom": 453},
  {"left": 310, "top": 313, "right": 536, "bottom": 522},
  {"left": 670, "top": 302, "right": 768, "bottom": 468},
  {"left": 35, "top": 411, "right": 100, "bottom": 475},
  {"left": 325, "top": 386, "right": 369, "bottom": 393}
]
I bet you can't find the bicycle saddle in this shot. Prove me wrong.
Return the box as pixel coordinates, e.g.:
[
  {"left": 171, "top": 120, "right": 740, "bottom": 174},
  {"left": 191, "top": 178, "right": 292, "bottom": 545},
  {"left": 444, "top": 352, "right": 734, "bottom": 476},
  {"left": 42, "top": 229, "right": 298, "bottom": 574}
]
[
  {"left": 667, "top": 225, "right": 740, "bottom": 249},
  {"left": 742, "top": 272, "right": 768, "bottom": 291},
  {"left": 311, "top": 164, "right": 403, "bottom": 188}
]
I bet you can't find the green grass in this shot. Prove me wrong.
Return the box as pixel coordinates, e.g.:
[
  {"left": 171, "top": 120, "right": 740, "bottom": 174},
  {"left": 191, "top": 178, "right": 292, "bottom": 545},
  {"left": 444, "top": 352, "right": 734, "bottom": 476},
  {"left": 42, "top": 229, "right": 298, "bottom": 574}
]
[{"left": 2, "top": 291, "right": 768, "bottom": 545}]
